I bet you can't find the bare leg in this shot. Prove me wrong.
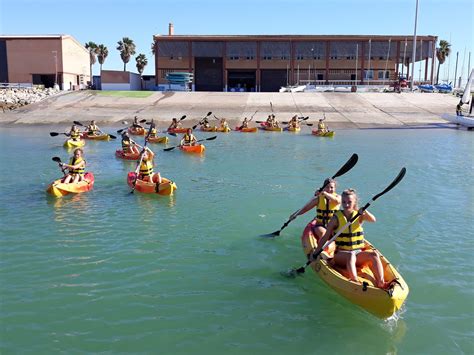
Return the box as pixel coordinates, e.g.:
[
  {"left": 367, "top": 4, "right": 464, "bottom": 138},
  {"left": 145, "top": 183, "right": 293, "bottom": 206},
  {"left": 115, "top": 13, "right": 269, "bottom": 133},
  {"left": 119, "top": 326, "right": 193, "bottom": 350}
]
[
  {"left": 334, "top": 251, "right": 358, "bottom": 282},
  {"left": 356, "top": 251, "right": 385, "bottom": 288}
]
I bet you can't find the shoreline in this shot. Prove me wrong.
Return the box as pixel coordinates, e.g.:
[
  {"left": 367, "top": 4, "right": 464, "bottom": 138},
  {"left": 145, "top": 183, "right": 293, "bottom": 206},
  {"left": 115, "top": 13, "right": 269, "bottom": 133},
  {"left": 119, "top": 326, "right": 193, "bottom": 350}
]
[{"left": 0, "top": 90, "right": 459, "bottom": 129}]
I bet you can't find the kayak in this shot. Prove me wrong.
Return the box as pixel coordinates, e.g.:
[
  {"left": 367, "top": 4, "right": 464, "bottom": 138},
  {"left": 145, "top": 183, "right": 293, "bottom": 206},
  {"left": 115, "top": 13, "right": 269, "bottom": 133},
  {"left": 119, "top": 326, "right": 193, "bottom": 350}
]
[
  {"left": 180, "top": 144, "right": 205, "bottom": 154},
  {"left": 312, "top": 130, "right": 335, "bottom": 137},
  {"left": 216, "top": 126, "right": 231, "bottom": 133},
  {"left": 146, "top": 136, "right": 169, "bottom": 144},
  {"left": 287, "top": 126, "right": 301, "bottom": 132},
  {"left": 80, "top": 132, "right": 110, "bottom": 141},
  {"left": 168, "top": 127, "right": 188, "bottom": 134},
  {"left": 235, "top": 126, "right": 258, "bottom": 133},
  {"left": 64, "top": 138, "right": 85, "bottom": 148},
  {"left": 46, "top": 172, "right": 94, "bottom": 197},
  {"left": 260, "top": 122, "right": 283, "bottom": 132},
  {"left": 200, "top": 126, "right": 217, "bottom": 132},
  {"left": 128, "top": 127, "right": 146, "bottom": 136},
  {"left": 127, "top": 172, "right": 177, "bottom": 195},
  {"left": 115, "top": 149, "right": 140, "bottom": 160},
  {"left": 301, "top": 233, "right": 409, "bottom": 319}
]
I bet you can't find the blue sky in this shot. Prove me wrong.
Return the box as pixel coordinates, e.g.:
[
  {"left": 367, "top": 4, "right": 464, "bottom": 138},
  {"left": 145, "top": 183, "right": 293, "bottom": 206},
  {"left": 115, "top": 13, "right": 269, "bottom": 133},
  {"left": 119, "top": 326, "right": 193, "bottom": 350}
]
[{"left": 1, "top": 0, "right": 473, "bottom": 79}]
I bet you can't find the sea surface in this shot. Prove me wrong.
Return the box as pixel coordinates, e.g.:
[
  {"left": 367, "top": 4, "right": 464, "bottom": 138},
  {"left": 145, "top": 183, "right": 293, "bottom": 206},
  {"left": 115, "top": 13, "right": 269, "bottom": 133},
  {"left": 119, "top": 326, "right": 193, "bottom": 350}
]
[{"left": 0, "top": 125, "right": 473, "bottom": 354}]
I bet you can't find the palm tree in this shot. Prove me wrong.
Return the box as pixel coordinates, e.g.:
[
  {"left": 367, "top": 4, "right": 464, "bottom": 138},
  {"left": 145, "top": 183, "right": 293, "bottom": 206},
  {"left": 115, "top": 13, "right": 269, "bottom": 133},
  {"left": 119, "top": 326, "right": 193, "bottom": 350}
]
[
  {"left": 96, "top": 44, "right": 109, "bottom": 72},
  {"left": 136, "top": 53, "right": 148, "bottom": 89},
  {"left": 436, "top": 40, "right": 451, "bottom": 84},
  {"left": 85, "top": 41, "right": 98, "bottom": 85},
  {"left": 116, "top": 37, "right": 136, "bottom": 71},
  {"left": 151, "top": 42, "right": 156, "bottom": 56}
]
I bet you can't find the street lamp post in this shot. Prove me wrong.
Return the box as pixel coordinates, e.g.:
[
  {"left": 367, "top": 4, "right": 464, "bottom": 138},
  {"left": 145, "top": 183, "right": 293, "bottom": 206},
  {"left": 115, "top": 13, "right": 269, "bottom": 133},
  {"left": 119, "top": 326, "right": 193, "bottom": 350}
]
[
  {"left": 311, "top": 48, "right": 315, "bottom": 84},
  {"left": 52, "top": 50, "right": 58, "bottom": 87},
  {"left": 410, "top": 0, "right": 419, "bottom": 91}
]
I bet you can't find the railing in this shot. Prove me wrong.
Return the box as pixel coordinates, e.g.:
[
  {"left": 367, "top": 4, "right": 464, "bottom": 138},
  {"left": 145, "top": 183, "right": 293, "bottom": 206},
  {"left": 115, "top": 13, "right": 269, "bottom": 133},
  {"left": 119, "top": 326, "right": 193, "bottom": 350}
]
[{"left": 0, "top": 83, "right": 35, "bottom": 89}]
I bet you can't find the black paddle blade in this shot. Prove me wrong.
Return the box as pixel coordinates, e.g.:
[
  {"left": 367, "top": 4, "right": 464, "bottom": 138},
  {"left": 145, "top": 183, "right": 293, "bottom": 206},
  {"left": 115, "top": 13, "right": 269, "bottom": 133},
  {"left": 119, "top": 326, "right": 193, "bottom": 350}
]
[
  {"left": 73, "top": 120, "right": 84, "bottom": 126},
  {"left": 206, "top": 136, "right": 217, "bottom": 141},
  {"left": 306, "top": 123, "right": 313, "bottom": 126},
  {"left": 373, "top": 167, "right": 407, "bottom": 201},
  {"left": 52, "top": 157, "right": 62, "bottom": 163},
  {"left": 167, "top": 132, "right": 177, "bottom": 137},
  {"left": 108, "top": 134, "right": 117, "bottom": 139},
  {"left": 296, "top": 266, "right": 306, "bottom": 274},
  {"left": 282, "top": 121, "right": 289, "bottom": 125},
  {"left": 180, "top": 115, "right": 186, "bottom": 120},
  {"left": 260, "top": 230, "right": 279, "bottom": 238},
  {"left": 332, "top": 153, "right": 358, "bottom": 179},
  {"left": 206, "top": 111, "right": 212, "bottom": 116},
  {"left": 49, "top": 132, "right": 59, "bottom": 136},
  {"left": 255, "top": 121, "right": 264, "bottom": 124},
  {"left": 140, "top": 119, "right": 147, "bottom": 123},
  {"left": 163, "top": 147, "right": 176, "bottom": 152},
  {"left": 117, "top": 128, "right": 125, "bottom": 134}
]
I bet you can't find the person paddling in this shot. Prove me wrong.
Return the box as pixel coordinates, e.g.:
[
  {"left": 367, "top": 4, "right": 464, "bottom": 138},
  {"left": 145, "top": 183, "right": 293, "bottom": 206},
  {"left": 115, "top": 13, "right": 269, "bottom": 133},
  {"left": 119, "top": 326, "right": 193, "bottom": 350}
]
[
  {"left": 312, "top": 188, "right": 385, "bottom": 288},
  {"left": 316, "top": 118, "right": 328, "bottom": 134},
  {"left": 240, "top": 117, "right": 249, "bottom": 129},
  {"left": 288, "top": 115, "right": 300, "bottom": 129},
  {"left": 121, "top": 131, "right": 140, "bottom": 155},
  {"left": 85, "top": 120, "right": 100, "bottom": 136},
  {"left": 59, "top": 148, "right": 86, "bottom": 184},
  {"left": 181, "top": 128, "right": 197, "bottom": 146},
  {"left": 290, "top": 178, "right": 341, "bottom": 258},
  {"left": 131, "top": 116, "right": 143, "bottom": 129},
  {"left": 136, "top": 147, "right": 160, "bottom": 183},
  {"left": 220, "top": 118, "right": 230, "bottom": 130},
  {"left": 69, "top": 124, "right": 81, "bottom": 141},
  {"left": 168, "top": 117, "right": 182, "bottom": 131}
]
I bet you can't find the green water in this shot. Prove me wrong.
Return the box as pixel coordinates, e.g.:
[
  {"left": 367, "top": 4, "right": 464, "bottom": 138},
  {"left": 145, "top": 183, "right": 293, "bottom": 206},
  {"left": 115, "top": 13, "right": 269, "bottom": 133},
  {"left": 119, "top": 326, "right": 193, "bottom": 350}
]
[{"left": 0, "top": 125, "right": 473, "bottom": 354}]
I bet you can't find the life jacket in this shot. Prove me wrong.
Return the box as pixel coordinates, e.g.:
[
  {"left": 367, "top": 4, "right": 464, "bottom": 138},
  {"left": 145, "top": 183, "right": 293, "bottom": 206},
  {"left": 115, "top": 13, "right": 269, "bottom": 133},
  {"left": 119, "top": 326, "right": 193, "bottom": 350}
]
[
  {"left": 150, "top": 127, "right": 157, "bottom": 137},
  {"left": 87, "top": 125, "right": 99, "bottom": 134},
  {"left": 334, "top": 210, "right": 364, "bottom": 251},
  {"left": 139, "top": 159, "right": 153, "bottom": 177},
  {"left": 318, "top": 122, "right": 326, "bottom": 130},
  {"left": 315, "top": 193, "right": 340, "bottom": 226},
  {"left": 183, "top": 133, "right": 193, "bottom": 144},
  {"left": 69, "top": 156, "right": 85, "bottom": 175},
  {"left": 70, "top": 129, "right": 80, "bottom": 140},
  {"left": 122, "top": 138, "right": 131, "bottom": 150}
]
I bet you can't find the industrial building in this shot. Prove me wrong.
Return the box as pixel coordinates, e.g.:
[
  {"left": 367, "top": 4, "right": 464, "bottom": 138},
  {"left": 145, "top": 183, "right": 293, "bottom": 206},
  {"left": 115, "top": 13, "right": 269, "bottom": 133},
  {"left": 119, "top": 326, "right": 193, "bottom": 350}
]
[
  {"left": 154, "top": 24, "right": 437, "bottom": 92},
  {"left": 0, "top": 35, "right": 90, "bottom": 90}
]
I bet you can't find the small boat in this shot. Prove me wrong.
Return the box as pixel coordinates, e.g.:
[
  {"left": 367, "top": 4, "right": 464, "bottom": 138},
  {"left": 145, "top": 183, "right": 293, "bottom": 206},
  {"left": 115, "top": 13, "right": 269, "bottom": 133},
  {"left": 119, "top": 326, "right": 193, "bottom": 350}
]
[
  {"left": 146, "top": 136, "right": 169, "bottom": 144},
  {"left": 180, "top": 144, "right": 205, "bottom": 154},
  {"left": 167, "top": 127, "right": 188, "bottom": 134},
  {"left": 216, "top": 126, "right": 231, "bottom": 133},
  {"left": 115, "top": 149, "right": 140, "bottom": 160},
  {"left": 235, "top": 126, "right": 258, "bottom": 133},
  {"left": 434, "top": 83, "right": 453, "bottom": 93},
  {"left": 302, "top": 235, "right": 409, "bottom": 319},
  {"left": 80, "top": 132, "right": 110, "bottom": 141},
  {"left": 441, "top": 70, "right": 474, "bottom": 129},
  {"left": 260, "top": 122, "right": 283, "bottom": 132},
  {"left": 127, "top": 172, "right": 177, "bottom": 195},
  {"left": 312, "top": 130, "right": 335, "bottom": 137},
  {"left": 64, "top": 138, "right": 85, "bottom": 148},
  {"left": 287, "top": 126, "right": 301, "bottom": 132},
  {"left": 441, "top": 114, "right": 474, "bottom": 128},
  {"left": 200, "top": 126, "right": 218, "bottom": 132},
  {"left": 128, "top": 127, "right": 146, "bottom": 136},
  {"left": 46, "top": 172, "right": 94, "bottom": 197},
  {"left": 418, "top": 84, "right": 435, "bottom": 93}
]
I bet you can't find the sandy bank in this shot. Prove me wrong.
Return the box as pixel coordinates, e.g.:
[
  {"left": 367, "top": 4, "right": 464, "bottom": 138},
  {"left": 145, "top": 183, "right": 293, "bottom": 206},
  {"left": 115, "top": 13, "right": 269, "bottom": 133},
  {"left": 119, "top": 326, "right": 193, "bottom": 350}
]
[{"left": 0, "top": 90, "right": 459, "bottom": 129}]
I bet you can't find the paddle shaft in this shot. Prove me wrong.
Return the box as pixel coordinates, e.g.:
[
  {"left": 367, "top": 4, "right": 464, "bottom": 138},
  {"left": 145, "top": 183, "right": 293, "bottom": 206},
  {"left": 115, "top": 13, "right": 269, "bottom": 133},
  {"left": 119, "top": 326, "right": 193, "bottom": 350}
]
[{"left": 130, "top": 125, "right": 154, "bottom": 193}]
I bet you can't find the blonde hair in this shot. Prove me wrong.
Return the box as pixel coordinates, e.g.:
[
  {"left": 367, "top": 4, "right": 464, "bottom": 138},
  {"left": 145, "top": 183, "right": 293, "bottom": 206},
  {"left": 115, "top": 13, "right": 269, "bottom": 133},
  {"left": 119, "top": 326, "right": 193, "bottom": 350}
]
[
  {"left": 73, "top": 148, "right": 84, "bottom": 155},
  {"left": 323, "top": 178, "right": 337, "bottom": 187},
  {"left": 342, "top": 188, "right": 359, "bottom": 209}
]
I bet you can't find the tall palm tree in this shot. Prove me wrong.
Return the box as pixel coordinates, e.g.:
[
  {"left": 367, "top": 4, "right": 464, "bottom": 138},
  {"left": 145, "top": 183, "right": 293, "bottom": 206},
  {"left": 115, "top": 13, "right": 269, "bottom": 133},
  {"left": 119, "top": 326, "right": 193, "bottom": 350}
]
[
  {"left": 136, "top": 53, "right": 148, "bottom": 89},
  {"left": 150, "top": 42, "right": 156, "bottom": 56},
  {"left": 96, "top": 44, "right": 109, "bottom": 72},
  {"left": 116, "top": 37, "right": 136, "bottom": 71},
  {"left": 436, "top": 40, "right": 451, "bottom": 84},
  {"left": 85, "top": 41, "right": 98, "bottom": 85}
]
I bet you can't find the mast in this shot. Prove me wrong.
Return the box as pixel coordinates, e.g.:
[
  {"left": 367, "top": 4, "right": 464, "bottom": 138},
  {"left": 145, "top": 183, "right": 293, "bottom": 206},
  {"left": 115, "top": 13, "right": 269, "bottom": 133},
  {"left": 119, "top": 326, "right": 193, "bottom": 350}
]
[{"left": 410, "top": 0, "right": 419, "bottom": 90}]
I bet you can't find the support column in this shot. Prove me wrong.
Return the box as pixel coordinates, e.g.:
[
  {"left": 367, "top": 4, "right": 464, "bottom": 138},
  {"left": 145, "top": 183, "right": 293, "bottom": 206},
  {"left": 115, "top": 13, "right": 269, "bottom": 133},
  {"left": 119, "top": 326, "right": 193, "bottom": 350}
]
[
  {"left": 424, "top": 56, "right": 429, "bottom": 81},
  {"left": 290, "top": 40, "right": 294, "bottom": 86},
  {"left": 154, "top": 40, "right": 159, "bottom": 86},
  {"left": 325, "top": 41, "right": 330, "bottom": 84},
  {"left": 360, "top": 41, "right": 365, "bottom": 84},
  {"left": 256, "top": 41, "right": 261, "bottom": 92},
  {"left": 223, "top": 41, "right": 227, "bottom": 91},
  {"left": 188, "top": 40, "right": 193, "bottom": 91},
  {"left": 395, "top": 41, "right": 400, "bottom": 79},
  {"left": 430, "top": 40, "right": 435, "bottom": 84}
]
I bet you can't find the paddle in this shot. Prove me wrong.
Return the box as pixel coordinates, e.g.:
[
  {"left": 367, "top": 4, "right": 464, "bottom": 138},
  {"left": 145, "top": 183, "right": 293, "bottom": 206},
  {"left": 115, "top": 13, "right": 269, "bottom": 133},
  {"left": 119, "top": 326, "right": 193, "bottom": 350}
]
[
  {"left": 260, "top": 153, "right": 359, "bottom": 238},
  {"left": 163, "top": 135, "right": 217, "bottom": 152},
  {"left": 130, "top": 123, "right": 154, "bottom": 194},
  {"left": 52, "top": 156, "right": 67, "bottom": 176},
  {"left": 192, "top": 111, "right": 213, "bottom": 130},
  {"left": 49, "top": 132, "right": 70, "bottom": 137},
  {"left": 290, "top": 167, "right": 407, "bottom": 276}
]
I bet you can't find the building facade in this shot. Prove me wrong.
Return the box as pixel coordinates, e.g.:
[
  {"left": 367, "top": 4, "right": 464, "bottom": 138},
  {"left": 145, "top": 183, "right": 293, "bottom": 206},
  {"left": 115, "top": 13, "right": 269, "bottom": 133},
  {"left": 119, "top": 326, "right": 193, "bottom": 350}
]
[
  {"left": 0, "top": 35, "right": 90, "bottom": 90},
  {"left": 153, "top": 33, "right": 437, "bottom": 92}
]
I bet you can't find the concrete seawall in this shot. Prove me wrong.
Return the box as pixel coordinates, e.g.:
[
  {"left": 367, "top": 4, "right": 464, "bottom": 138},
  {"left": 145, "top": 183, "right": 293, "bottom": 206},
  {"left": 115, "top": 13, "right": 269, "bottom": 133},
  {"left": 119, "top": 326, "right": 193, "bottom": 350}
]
[{"left": 0, "top": 90, "right": 459, "bottom": 128}]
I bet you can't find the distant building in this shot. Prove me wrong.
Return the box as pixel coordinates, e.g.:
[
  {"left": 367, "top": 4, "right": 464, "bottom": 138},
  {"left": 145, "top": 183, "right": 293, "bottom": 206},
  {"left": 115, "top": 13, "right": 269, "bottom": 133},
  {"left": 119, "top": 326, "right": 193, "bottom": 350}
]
[
  {"left": 154, "top": 26, "right": 437, "bottom": 92},
  {"left": 0, "top": 34, "right": 90, "bottom": 90},
  {"left": 101, "top": 70, "right": 142, "bottom": 91}
]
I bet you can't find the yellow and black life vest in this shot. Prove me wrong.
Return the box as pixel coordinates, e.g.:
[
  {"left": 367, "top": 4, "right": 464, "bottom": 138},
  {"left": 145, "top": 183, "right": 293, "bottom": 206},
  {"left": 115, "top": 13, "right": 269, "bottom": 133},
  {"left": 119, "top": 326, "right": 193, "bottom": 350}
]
[
  {"left": 139, "top": 159, "right": 154, "bottom": 177},
  {"left": 69, "top": 156, "right": 85, "bottom": 175},
  {"left": 318, "top": 122, "right": 326, "bottom": 130},
  {"left": 334, "top": 210, "right": 364, "bottom": 251},
  {"left": 70, "top": 129, "right": 80, "bottom": 140},
  {"left": 315, "top": 193, "right": 340, "bottom": 226},
  {"left": 122, "top": 139, "right": 131, "bottom": 150},
  {"left": 87, "top": 125, "right": 99, "bottom": 134},
  {"left": 183, "top": 133, "right": 193, "bottom": 144}
]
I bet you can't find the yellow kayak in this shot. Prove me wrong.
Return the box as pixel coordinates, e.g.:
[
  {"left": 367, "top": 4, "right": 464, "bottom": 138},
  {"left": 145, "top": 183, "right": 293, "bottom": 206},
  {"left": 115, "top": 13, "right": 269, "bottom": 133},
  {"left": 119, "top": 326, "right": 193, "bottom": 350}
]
[
  {"left": 312, "top": 130, "right": 335, "bottom": 137},
  {"left": 64, "top": 138, "right": 85, "bottom": 148},
  {"left": 287, "top": 126, "right": 301, "bottom": 132},
  {"left": 216, "top": 126, "right": 231, "bottom": 133},
  {"left": 303, "top": 236, "right": 409, "bottom": 319},
  {"left": 146, "top": 136, "right": 169, "bottom": 144}
]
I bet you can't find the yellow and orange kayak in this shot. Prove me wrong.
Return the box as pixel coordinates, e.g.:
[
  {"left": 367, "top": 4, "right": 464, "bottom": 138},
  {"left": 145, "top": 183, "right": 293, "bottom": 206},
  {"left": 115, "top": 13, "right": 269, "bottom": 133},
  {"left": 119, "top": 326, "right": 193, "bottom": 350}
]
[
  {"left": 287, "top": 126, "right": 301, "bottom": 132},
  {"left": 128, "top": 127, "right": 146, "bottom": 136},
  {"left": 312, "top": 130, "right": 335, "bottom": 137},
  {"left": 260, "top": 123, "right": 283, "bottom": 132},
  {"left": 127, "top": 172, "right": 177, "bottom": 195},
  {"left": 235, "top": 126, "right": 258, "bottom": 133},
  {"left": 200, "top": 126, "right": 218, "bottom": 132},
  {"left": 64, "top": 138, "right": 85, "bottom": 148},
  {"left": 80, "top": 133, "right": 110, "bottom": 140},
  {"left": 216, "top": 126, "right": 231, "bottom": 133},
  {"left": 180, "top": 144, "right": 205, "bottom": 154},
  {"left": 146, "top": 136, "right": 169, "bottom": 144},
  {"left": 46, "top": 172, "right": 95, "bottom": 197},
  {"left": 301, "top": 233, "right": 409, "bottom": 319}
]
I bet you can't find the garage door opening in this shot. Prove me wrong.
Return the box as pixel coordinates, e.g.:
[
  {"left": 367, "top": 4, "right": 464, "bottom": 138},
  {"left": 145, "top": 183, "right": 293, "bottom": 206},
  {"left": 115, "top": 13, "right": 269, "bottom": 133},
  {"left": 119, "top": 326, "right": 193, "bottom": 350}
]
[{"left": 227, "top": 70, "right": 256, "bottom": 92}]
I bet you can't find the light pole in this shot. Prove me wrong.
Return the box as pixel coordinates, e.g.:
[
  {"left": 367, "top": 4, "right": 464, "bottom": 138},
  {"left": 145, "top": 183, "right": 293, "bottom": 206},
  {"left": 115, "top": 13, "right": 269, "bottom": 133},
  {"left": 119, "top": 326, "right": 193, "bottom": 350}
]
[
  {"left": 52, "top": 50, "right": 58, "bottom": 87},
  {"left": 410, "top": 0, "right": 419, "bottom": 91},
  {"left": 311, "top": 47, "right": 315, "bottom": 84}
]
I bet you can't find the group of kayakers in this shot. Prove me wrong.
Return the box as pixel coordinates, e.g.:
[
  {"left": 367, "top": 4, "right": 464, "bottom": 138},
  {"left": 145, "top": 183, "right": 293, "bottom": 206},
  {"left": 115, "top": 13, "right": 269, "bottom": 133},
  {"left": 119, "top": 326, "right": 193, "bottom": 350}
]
[{"left": 291, "top": 178, "right": 385, "bottom": 288}]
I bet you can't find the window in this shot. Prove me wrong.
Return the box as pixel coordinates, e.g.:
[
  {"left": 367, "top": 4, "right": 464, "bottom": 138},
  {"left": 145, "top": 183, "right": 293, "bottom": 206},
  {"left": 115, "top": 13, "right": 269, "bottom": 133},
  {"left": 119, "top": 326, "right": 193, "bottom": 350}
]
[
  {"left": 364, "top": 70, "right": 374, "bottom": 79},
  {"left": 296, "top": 55, "right": 304, "bottom": 60},
  {"left": 246, "top": 56, "right": 254, "bottom": 60},
  {"left": 263, "top": 56, "right": 272, "bottom": 60},
  {"left": 229, "top": 56, "right": 239, "bottom": 60}
]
